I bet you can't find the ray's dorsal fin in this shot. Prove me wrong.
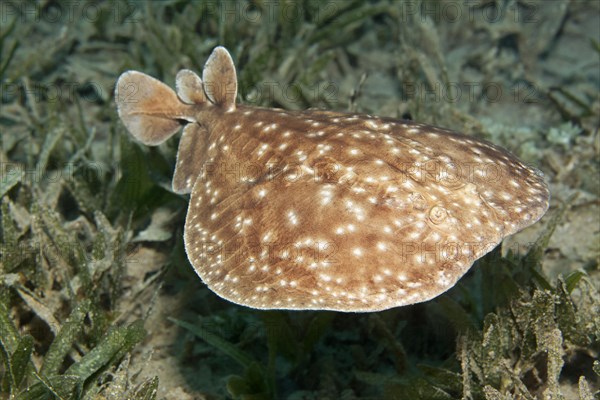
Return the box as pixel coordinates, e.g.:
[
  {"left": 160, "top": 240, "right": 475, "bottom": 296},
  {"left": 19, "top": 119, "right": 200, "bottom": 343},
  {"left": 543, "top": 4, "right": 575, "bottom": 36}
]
[
  {"left": 172, "top": 123, "right": 208, "bottom": 194},
  {"left": 202, "top": 46, "right": 237, "bottom": 110},
  {"left": 176, "top": 69, "right": 208, "bottom": 105},
  {"left": 115, "top": 71, "right": 194, "bottom": 146}
]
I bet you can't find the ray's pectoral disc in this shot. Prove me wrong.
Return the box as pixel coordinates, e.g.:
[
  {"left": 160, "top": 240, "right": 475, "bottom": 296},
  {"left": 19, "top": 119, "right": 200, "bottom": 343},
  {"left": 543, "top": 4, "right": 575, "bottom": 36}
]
[{"left": 115, "top": 46, "right": 550, "bottom": 312}]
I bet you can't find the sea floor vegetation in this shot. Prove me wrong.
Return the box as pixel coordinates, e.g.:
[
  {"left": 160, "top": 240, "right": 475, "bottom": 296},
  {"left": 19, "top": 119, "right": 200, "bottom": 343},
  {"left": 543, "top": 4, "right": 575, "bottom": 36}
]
[{"left": 1, "top": 1, "right": 598, "bottom": 399}]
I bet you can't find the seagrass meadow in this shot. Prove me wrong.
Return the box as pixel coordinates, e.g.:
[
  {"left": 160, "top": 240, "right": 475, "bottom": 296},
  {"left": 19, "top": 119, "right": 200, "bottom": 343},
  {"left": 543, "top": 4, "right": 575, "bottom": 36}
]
[{"left": 1, "top": 1, "right": 599, "bottom": 399}]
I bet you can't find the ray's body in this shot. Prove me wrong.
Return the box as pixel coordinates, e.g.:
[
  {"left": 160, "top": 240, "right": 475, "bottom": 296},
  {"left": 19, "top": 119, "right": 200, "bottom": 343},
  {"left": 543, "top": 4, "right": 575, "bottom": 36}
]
[{"left": 115, "top": 47, "right": 549, "bottom": 312}]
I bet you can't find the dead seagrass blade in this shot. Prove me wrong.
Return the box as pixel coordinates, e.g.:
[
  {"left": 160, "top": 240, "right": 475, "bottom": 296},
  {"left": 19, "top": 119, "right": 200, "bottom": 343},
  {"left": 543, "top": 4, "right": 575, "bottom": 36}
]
[{"left": 115, "top": 46, "right": 550, "bottom": 312}]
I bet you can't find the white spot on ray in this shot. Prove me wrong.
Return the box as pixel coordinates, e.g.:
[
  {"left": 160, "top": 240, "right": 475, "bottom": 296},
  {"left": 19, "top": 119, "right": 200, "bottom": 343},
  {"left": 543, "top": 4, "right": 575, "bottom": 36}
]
[{"left": 287, "top": 210, "right": 298, "bottom": 225}]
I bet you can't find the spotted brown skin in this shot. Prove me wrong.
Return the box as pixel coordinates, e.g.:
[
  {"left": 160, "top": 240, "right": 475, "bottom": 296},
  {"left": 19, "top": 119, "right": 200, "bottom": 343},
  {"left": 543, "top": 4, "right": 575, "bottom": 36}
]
[{"left": 115, "top": 47, "right": 550, "bottom": 312}]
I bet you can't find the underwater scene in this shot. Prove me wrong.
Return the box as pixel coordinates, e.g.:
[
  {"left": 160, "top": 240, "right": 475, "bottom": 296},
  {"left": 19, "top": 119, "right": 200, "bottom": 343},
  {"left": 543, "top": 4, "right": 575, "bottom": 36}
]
[{"left": 1, "top": 1, "right": 599, "bottom": 399}]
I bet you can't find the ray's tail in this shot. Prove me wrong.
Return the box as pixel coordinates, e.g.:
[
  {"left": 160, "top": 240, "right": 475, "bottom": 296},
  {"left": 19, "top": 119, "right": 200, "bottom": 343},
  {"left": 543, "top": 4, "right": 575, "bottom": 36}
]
[
  {"left": 114, "top": 46, "right": 239, "bottom": 194},
  {"left": 114, "top": 46, "right": 238, "bottom": 146}
]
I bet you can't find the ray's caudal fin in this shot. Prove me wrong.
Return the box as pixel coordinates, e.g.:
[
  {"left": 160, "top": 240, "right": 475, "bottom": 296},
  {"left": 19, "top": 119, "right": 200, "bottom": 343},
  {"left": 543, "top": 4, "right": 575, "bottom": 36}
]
[
  {"left": 114, "top": 46, "right": 237, "bottom": 194},
  {"left": 115, "top": 71, "right": 192, "bottom": 146}
]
